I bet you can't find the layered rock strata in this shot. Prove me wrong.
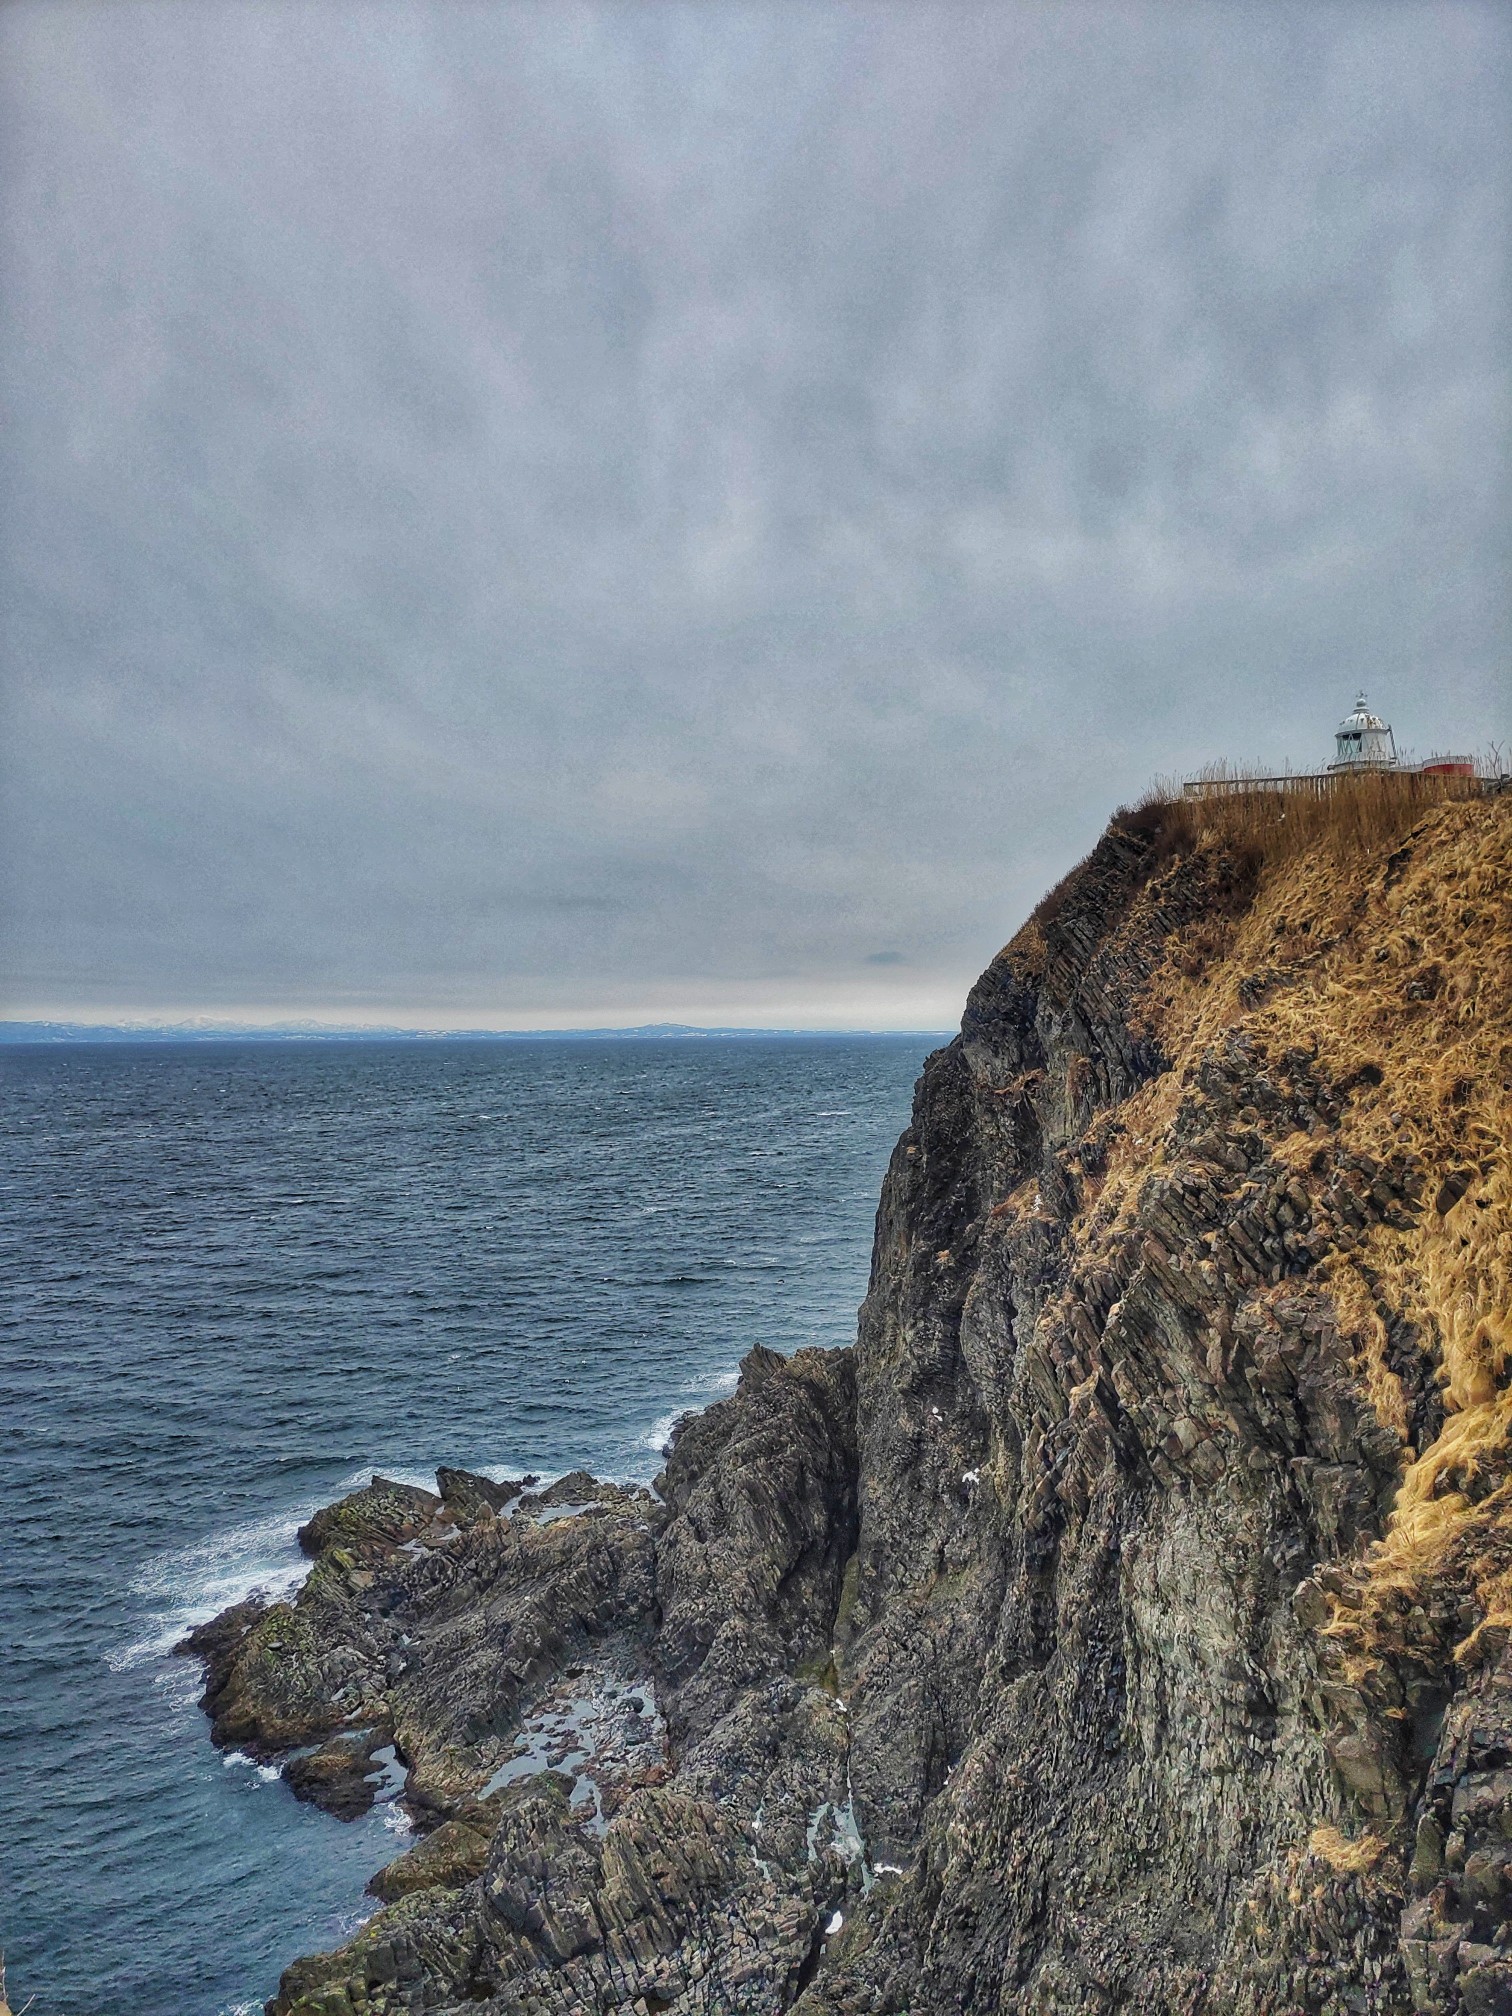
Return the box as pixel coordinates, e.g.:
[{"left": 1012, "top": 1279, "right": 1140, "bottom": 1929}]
[{"left": 187, "top": 795, "right": 1512, "bottom": 2016}]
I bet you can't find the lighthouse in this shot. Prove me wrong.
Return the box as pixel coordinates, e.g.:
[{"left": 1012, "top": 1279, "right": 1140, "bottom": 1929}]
[{"left": 1328, "top": 692, "right": 1398, "bottom": 772}]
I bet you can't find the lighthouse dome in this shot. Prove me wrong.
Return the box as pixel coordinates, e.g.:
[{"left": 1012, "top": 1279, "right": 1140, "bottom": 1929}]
[{"left": 1330, "top": 692, "right": 1398, "bottom": 772}]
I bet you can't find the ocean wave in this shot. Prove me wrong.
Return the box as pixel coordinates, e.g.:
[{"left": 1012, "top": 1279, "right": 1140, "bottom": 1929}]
[
  {"left": 107, "top": 1502, "right": 315, "bottom": 1673},
  {"left": 221, "top": 1750, "right": 282, "bottom": 1784},
  {"left": 640, "top": 1408, "right": 684, "bottom": 1454},
  {"left": 107, "top": 1458, "right": 555, "bottom": 1673},
  {"left": 639, "top": 1364, "right": 740, "bottom": 1454}
]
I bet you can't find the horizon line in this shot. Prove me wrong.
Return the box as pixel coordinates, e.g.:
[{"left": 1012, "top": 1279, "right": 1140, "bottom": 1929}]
[{"left": 0, "top": 1016, "right": 957, "bottom": 1045}]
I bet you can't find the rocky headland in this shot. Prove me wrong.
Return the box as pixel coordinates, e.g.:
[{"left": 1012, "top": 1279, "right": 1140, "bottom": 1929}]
[{"left": 185, "top": 787, "right": 1512, "bottom": 2016}]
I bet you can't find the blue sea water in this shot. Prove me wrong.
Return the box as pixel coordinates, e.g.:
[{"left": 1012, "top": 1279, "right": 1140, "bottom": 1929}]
[{"left": 0, "top": 1035, "right": 932, "bottom": 2016}]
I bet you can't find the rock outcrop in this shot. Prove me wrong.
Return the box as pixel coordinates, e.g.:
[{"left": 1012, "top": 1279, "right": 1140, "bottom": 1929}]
[{"left": 186, "top": 791, "right": 1512, "bottom": 2016}]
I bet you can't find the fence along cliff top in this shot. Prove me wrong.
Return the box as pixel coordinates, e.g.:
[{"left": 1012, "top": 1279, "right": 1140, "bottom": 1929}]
[{"left": 1182, "top": 693, "right": 1496, "bottom": 800}]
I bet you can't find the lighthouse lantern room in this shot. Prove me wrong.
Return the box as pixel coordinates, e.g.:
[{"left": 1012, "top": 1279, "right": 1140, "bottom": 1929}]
[{"left": 1329, "top": 692, "right": 1398, "bottom": 772}]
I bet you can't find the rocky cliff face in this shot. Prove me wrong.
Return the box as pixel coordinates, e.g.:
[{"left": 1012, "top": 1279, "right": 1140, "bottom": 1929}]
[{"left": 187, "top": 793, "right": 1512, "bottom": 2016}]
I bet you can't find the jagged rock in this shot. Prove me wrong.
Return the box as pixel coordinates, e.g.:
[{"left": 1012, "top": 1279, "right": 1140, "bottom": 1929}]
[
  {"left": 297, "top": 1476, "right": 441, "bottom": 1561},
  {"left": 178, "top": 794, "right": 1512, "bottom": 2016},
  {"left": 655, "top": 1343, "right": 858, "bottom": 1745},
  {"left": 367, "top": 1812, "right": 497, "bottom": 1902},
  {"left": 435, "top": 1468, "right": 525, "bottom": 1521}
]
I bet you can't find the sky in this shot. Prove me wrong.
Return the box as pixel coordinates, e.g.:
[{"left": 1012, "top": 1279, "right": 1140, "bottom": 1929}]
[{"left": 1, "top": 1, "right": 1507, "bottom": 1030}]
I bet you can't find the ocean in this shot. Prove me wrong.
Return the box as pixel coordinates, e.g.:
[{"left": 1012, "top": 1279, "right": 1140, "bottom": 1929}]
[{"left": 0, "top": 1035, "right": 933, "bottom": 2015}]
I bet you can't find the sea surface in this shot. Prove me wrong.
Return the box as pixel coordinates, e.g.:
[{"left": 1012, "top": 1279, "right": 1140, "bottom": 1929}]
[{"left": 0, "top": 1035, "right": 935, "bottom": 2016}]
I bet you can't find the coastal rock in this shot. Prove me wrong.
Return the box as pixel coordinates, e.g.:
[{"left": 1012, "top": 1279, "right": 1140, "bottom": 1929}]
[
  {"left": 434, "top": 1468, "right": 527, "bottom": 1522},
  {"left": 366, "top": 1811, "right": 496, "bottom": 1903},
  {"left": 297, "top": 1477, "right": 442, "bottom": 1562},
  {"left": 655, "top": 1342, "right": 858, "bottom": 1745},
  {"left": 283, "top": 1730, "right": 399, "bottom": 1822},
  {"left": 186, "top": 1463, "right": 664, "bottom": 1810},
  {"left": 183, "top": 794, "right": 1512, "bottom": 2015}
]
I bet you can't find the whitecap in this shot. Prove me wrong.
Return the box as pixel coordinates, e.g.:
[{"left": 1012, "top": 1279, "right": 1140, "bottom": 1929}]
[
  {"left": 108, "top": 1504, "right": 314, "bottom": 1673},
  {"left": 640, "top": 1410, "right": 683, "bottom": 1454},
  {"left": 335, "top": 1462, "right": 435, "bottom": 1496},
  {"left": 219, "top": 1749, "right": 282, "bottom": 1786},
  {"left": 112, "top": 1462, "right": 431, "bottom": 1674},
  {"left": 111, "top": 1453, "right": 575, "bottom": 1677},
  {"left": 634, "top": 1365, "right": 741, "bottom": 1460},
  {"left": 671, "top": 1363, "right": 738, "bottom": 1402}
]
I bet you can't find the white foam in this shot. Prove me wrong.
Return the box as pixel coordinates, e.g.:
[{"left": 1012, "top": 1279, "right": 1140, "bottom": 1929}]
[
  {"left": 220, "top": 1750, "right": 282, "bottom": 1784},
  {"left": 110, "top": 1415, "right": 716, "bottom": 1680},
  {"left": 110, "top": 1449, "right": 575, "bottom": 1677},
  {"left": 349, "top": 1464, "right": 438, "bottom": 1496},
  {"left": 328, "top": 1900, "right": 378, "bottom": 1943},
  {"left": 641, "top": 1409, "right": 684, "bottom": 1454},
  {"left": 110, "top": 1461, "right": 438, "bottom": 1675},
  {"left": 636, "top": 1363, "right": 742, "bottom": 1460},
  {"left": 108, "top": 1504, "right": 314, "bottom": 1673},
  {"left": 477, "top": 1460, "right": 556, "bottom": 1488}
]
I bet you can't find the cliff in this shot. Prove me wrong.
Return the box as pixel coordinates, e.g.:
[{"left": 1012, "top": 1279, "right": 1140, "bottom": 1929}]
[{"left": 186, "top": 787, "right": 1512, "bottom": 2016}]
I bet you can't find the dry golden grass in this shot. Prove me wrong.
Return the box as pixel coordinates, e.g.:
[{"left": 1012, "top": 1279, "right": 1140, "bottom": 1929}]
[
  {"left": 1326, "top": 1262, "right": 1413, "bottom": 1450},
  {"left": 1023, "top": 788, "right": 1512, "bottom": 1665},
  {"left": 1307, "top": 1825, "right": 1387, "bottom": 1875},
  {"left": 1170, "top": 762, "right": 1482, "bottom": 869},
  {"left": 1088, "top": 772, "right": 1489, "bottom": 957}
]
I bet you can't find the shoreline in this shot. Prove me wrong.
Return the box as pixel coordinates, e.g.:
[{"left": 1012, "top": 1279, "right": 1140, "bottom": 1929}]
[
  {"left": 173, "top": 797, "right": 1512, "bottom": 2016},
  {"left": 180, "top": 1341, "right": 863, "bottom": 2013}
]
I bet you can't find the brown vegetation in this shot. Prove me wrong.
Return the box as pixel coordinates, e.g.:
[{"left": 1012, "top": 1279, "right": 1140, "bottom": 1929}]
[
  {"left": 1117, "top": 762, "right": 1484, "bottom": 877},
  {"left": 1058, "top": 787, "right": 1512, "bottom": 1710}
]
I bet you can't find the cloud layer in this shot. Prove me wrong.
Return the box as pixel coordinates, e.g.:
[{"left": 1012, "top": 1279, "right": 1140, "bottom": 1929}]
[{"left": 2, "top": 1, "right": 1507, "bottom": 1023}]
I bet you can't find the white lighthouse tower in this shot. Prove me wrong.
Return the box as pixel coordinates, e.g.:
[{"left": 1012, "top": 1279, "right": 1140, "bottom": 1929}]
[{"left": 1329, "top": 692, "right": 1398, "bottom": 772}]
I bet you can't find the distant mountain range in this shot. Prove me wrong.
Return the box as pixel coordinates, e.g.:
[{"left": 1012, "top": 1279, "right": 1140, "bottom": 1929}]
[{"left": 0, "top": 1020, "right": 950, "bottom": 1045}]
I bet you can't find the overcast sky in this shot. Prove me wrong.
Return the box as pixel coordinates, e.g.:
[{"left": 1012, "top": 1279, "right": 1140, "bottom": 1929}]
[{"left": 2, "top": 1, "right": 1507, "bottom": 1028}]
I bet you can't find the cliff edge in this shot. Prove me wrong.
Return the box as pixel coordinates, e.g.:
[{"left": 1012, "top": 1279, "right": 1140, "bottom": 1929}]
[{"left": 187, "top": 787, "right": 1512, "bottom": 2016}]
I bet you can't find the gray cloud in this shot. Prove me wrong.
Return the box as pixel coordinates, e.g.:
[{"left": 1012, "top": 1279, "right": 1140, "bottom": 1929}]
[{"left": 2, "top": 0, "right": 1507, "bottom": 1023}]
